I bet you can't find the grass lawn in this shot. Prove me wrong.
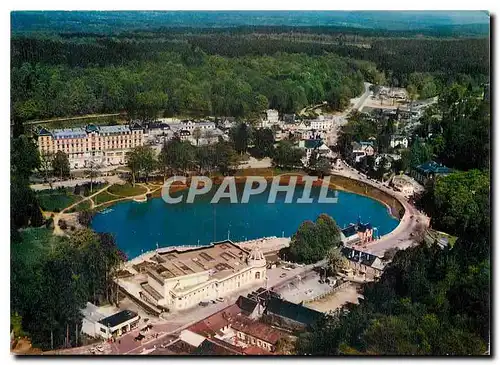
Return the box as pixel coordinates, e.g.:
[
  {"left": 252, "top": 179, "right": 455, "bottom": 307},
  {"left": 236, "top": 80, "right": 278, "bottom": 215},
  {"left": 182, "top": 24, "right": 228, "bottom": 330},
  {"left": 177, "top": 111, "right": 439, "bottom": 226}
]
[
  {"left": 69, "top": 200, "right": 93, "bottom": 213},
  {"left": 108, "top": 183, "right": 147, "bottom": 197},
  {"left": 37, "top": 190, "right": 82, "bottom": 212},
  {"left": 92, "top": 191, "right": 118, "bottom": 205}
]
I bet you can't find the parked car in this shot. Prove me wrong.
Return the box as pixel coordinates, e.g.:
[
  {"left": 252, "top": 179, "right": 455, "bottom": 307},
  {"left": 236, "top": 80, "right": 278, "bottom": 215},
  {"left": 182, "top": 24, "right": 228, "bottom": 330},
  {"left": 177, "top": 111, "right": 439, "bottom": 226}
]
[
  {"left": 216, "top": 297, "right": 224, "bottom": 302},
  {"left": 199, "top": 301, "right": 209, "bottom": 307},
  {"left": 210, "top": 300, "right": 216, "bottom": 304},
  {"left": 280, "top": 273, "right": 287, "bottom": 278},
  {"left": 135, "top": 334, "right": 145, "bottom": 341}
]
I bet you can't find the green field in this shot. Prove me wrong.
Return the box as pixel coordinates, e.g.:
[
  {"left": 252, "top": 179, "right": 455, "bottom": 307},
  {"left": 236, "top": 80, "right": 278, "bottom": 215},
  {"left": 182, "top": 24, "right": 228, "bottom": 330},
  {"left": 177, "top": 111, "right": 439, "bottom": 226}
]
[
  {"left": 108, "top": 184, "right": 147, "bottom": 197},
  {"left": 92, "top": 191, "right": 118, "bottom": 205},
  {"left": 37, "top": 190, "right": 82, "bottom": 212}
]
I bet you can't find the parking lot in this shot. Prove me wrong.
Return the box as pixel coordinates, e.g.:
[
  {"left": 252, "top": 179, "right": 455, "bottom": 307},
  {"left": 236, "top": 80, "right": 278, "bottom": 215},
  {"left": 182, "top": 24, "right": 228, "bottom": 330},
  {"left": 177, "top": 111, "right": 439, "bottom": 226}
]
[{"left": 274, "top": 269, "right": 334, "bottom": 304}]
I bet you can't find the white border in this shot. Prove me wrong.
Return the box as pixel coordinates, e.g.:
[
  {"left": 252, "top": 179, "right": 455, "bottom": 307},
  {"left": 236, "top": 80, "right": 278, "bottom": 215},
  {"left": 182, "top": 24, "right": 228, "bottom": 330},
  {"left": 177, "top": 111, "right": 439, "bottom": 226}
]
[{"left": 1, "top": 2, "right": 496, "bottom": 365}]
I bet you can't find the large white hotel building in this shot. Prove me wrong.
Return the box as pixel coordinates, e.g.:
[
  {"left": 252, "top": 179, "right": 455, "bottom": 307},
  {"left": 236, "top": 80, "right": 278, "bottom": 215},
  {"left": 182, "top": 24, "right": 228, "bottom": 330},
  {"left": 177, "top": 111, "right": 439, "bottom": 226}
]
[{"left": 36, "top": 123, "right": 145, "bottom": 169}]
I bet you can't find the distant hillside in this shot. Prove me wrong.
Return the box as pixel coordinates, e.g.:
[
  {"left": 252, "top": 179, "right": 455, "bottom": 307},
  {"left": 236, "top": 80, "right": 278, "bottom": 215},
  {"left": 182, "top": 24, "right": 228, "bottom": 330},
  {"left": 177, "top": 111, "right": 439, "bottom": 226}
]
[{"left": 11, "top": 10, "right": 490, "bottom": 36}]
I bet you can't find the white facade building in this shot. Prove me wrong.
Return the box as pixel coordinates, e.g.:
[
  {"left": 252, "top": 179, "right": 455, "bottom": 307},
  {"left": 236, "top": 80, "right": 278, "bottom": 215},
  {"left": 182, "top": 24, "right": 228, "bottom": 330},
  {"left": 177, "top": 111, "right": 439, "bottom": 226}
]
[
  {"left": 390, "top": 135, "right": 409, "bottom": 149},
  {"left": 81, "top": 303, "right": 140, "bottom": 339},
  {"left": 140, "top": 242, "right": 267, "bottom": 312}
]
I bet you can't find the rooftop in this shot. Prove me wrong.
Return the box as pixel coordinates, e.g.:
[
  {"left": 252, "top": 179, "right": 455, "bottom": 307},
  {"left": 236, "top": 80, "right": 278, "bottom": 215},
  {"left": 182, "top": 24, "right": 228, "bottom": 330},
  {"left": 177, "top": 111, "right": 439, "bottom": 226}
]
[
  {"left": 188, "top": 303, "right": 242, "bottom": 337},
  {"left": 192, "top": 338, "right": 244, "bottom": 355},
  {"left": 416, "top": 161, "right": 452, "bottom": 174},
  {"left": 265, "top": 297, "right": 323, "bottom": 327},
  {"left": 303, "top": 139, "right": 323, "bottom": 149},
  {"left": 149, "top": 241, "right": 250, "bottom": 283},
  {"left": 98, "top": 309, "right": 139, "bottom": 329},
  {"left": 52, "top": 128, "right": 87, "bottom": 139},
  {"left": 231, "top": 318, "right": 289, "bottom": 345},
  {"left": 341, "top": 247, "right": 380, "bottom": 268}
]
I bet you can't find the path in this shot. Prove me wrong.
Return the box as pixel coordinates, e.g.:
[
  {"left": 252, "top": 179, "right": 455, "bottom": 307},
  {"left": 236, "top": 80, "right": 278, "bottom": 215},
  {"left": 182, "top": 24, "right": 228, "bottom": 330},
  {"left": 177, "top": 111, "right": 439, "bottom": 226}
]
[{"left": 332, "top": 160, "right": 428, "bottom": 256}]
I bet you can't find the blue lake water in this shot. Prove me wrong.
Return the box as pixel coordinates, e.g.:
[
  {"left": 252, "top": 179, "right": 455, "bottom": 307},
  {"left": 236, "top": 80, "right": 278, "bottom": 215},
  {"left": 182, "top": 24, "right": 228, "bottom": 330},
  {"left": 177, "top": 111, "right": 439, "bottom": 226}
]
[{"left": 91, "top": 185, "right": 399, "bottom": 259}]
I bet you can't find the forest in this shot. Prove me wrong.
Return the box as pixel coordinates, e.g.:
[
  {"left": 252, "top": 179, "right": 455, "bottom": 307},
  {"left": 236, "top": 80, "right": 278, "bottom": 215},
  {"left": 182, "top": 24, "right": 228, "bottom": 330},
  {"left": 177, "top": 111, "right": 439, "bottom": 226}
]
[{"left": 11, "top": 26, "right": 489, "bottom": 122}]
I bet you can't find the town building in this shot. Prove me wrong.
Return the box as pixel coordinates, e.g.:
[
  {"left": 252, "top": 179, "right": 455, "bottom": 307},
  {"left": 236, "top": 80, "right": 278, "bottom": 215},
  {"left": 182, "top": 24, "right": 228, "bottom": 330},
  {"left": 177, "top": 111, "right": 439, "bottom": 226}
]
[
  {"left": 391, "top": 174, "right": 418, "bottom": 196},
  {"left": 139, "top": 241, "right": 267, "bottom": 312},
  {"left": 264, "top": 297, "right": 324, "bottom": 332},
  {"left": 231, "top": 317, "right": 290, "bottom": 353},
  {"left": 36, "top": 124, "right": 145, "bottom": 169},
  {"left": 340, "top": 247, "right": 386, "bottom": 280},
  {"left": 340, "top": 221, "right": 377, "bottom": 245},
  {"left": 298, "top": 139, "right": 335, "bottom": 167},
  {"left": 309, "top": 116, "right": 334, "bottom": 131},
  {"left": 350, "top": 141, "right": 375, "bottom": 163},
  {"left": 177, "top": 120, "right": 216, "bottom": 131},
  {"left": 259, "top": 109, "right": 280, "bottom": 129},
  {"left": 187, "top": 296, "right": 290, "bottom": 354},
  {"left": 390, "top": 135, "right": 409, "bottom": 149},
  {"left": 81, "top": 302, "right": 140, "bottom": 340},
  {"left": 411, "top": 161, "right": 452, "bottom": 185}
]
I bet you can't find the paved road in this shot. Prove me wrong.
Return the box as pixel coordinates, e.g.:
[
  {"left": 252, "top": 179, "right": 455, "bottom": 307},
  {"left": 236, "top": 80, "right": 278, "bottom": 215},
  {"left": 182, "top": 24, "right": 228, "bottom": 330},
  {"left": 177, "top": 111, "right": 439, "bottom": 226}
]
[{"left": 334, "top": 160, "right": 428, "bottom": 256}]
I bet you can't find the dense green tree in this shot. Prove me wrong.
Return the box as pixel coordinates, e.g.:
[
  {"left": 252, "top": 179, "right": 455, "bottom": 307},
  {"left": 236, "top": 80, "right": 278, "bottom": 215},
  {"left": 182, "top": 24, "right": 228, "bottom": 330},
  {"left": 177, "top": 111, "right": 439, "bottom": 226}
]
[
  {"left": 230, "top": 122, "right": 251, "bottom": 155},
  {"left": 52, "top": 151, "right": 70, "bottom": 179},
  {"left": 273, "top": 140, "right": 305, "bottom": 170},
  {"left": 252, "top": 128, "right": 275, "bottom": 158},
  {"left": 284, "top": 214, "right": 341, "bottom": 264},
  {"left": 126, "top": 145, "right": 157, "bottom": 184}
]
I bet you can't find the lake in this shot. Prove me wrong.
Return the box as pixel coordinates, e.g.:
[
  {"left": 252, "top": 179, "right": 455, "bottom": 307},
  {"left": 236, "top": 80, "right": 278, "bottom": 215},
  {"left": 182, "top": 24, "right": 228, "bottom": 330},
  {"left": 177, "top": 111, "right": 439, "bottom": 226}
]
[{"left": 91, "top": 185, "right": 400, "bottom": 259}]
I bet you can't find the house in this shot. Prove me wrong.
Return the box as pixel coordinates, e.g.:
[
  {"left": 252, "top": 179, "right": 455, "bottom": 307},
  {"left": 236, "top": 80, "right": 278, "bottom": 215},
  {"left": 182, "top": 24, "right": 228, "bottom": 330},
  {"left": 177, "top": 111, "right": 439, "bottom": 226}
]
[
  {"left": 310, "top": 116, "right": 334, "bottom": 131},
  {"left": 150, "top": 338, "right": 198, "bottom": 355},
  {"left": 81, "top": 303, "right": 140, "bottom": 340},
  {"left": 390, "top": 135, "right": 409, "bottom": 149},
  {"left": 192, "top": 338, "right": 246, "bottom": 355},
  {"left": 411, "top": 161, "right": 452, "bottom": 185},
  {"left": 264, "top": 297, "right": 324, "bottom": 331},
  {"left": 187, "top": 294, "right": 289, "bottom": 354},
  {"left": 218, "top": 117, "right": 236, "bottom": 131},
  {"left": 260, "top": 109, "right": 280, "bottom": 128},
  {"left": 298, "top": 139, "right": 335, "bottom": 166},
  {"left": 350, "top": 141, "right": 375, "bottom": 163},
  {"left": 340, "top": 247, "right": 386, "bottom": 280},
  {"left": 340, "top": 222, "right": 377, "bottom": 245},
  {"left": 231, "top": 317, "right": 290, "bottom": 353},
  {"left": 236, "top": 296, "right": 265, "bottom": 320}
]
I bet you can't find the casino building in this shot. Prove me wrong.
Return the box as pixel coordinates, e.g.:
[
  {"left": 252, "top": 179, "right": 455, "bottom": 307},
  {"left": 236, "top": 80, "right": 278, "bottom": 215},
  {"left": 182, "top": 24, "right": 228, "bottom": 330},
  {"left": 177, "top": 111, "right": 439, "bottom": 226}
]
[{"left": 137, "top": 241, "right": 267, "bottom": 312}]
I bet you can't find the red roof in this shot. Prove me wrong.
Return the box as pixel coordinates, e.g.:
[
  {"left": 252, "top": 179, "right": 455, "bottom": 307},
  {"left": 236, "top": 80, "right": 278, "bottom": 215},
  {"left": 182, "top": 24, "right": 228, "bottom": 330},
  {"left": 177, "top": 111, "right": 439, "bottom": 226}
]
[
  {"left": 188, "top": 304, "right": 242, "bottom": 337},
  {"left": 243, "top": 346, "right": 273, "bottom": 355},
  {"left": 231, "top": 318, "right": 289, "bottom": 345}
]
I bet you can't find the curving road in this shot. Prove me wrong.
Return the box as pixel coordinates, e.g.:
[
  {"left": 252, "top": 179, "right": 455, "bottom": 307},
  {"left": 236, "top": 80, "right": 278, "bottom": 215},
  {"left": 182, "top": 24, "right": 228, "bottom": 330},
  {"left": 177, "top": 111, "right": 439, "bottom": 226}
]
[{"left": 333, "top": 160, "right": 428, "bottom": 256}]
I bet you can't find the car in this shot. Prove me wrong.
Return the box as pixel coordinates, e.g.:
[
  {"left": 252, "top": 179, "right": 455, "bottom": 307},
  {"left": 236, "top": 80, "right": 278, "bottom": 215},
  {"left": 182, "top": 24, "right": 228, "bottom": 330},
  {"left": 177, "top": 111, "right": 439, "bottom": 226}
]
[
  {"left": 210, "top": 300, "right": 216, "bottom": 304},
  {"left": 199, "top": 301, "right": 209, "bottom": 307},
  {"left": 89, "top": 348, "right": 96, "bottom": 354},
  {"left": 216, "top": 297, "right": 224, "bottom": 302},
  {"left": 280, "top": 273, "right": 287, "bottom": 278}
]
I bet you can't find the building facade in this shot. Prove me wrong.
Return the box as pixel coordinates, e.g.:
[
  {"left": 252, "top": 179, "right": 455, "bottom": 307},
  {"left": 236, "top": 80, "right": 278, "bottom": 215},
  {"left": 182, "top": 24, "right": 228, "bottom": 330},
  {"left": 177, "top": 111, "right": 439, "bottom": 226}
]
[
  {"left": 36, "top": 124, "right": 144, "bottom": 169},
  {"left": 140, "top": 242, "right": 267, "bottom": 312}
]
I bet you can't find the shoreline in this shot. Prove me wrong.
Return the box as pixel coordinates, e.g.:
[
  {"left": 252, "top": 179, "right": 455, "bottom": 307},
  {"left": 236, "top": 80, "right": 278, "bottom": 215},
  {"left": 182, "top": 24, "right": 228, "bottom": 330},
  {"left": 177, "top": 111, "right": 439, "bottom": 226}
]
[
  {"left": 92, "top": 173, "right": 406, "bottom": 261},
  {"left": 93, "top": 174, "right": 405, "bottom": 221}
]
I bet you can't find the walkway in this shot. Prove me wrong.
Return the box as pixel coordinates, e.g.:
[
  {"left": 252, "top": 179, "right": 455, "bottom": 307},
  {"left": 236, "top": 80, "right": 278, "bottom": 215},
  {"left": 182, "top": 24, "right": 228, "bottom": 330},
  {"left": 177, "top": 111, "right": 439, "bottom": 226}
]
[{"left": 51, "top": 180, "right": 164, "bottom": 236}]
